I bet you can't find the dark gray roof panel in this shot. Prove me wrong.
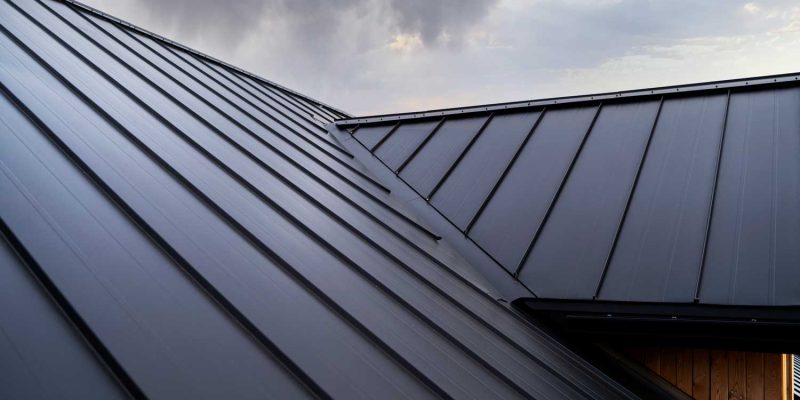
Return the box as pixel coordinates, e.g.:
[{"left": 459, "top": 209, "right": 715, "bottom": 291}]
[
  {"left": 375, "top": 119, "right": 440, "bottom": 171},
  {"left": 400, "top": 116, "right": 487, "bottom": 197},
  {"left": 431, "top": 111, "right": 541, "bottom": 229},
  {"left": 197, "top": 56, "right": 345, "bottom": 152},
  {"left": 700, "top": 87, "right": 800, "bottom": 305},
  {"left": 598, "top": 94, "right": 728, "bottom": 302},
  {"left": 470, "top": 106, "right": 597, "bottom": 272},
  {"left": 339, "top": 73, "right": 800, "bottom": 308},
  {"left": 0, "top": 106, "right": 316, "bottom": 399},
  {"left": 519, "top": 100, "right": 661, "bottom": 298},
  {"left": 0, "top": 53, "right": 314, "bottom": 398},
  {"left": 353, "top": 124, "right": 393, "bottom": 150},
  {"left": 0, "top": 0, "right": 635, "bottom": 398},
  {"left": 0, "top": 7, "right": 437, "bottom": 397},
  {"left": 109, "top": 22, "right": 347, "bottom": 161},
  {"left": 0, "top": 230, "right": 127, "bottom": 400},
  {"left": 37, "top": 0, "right": 438, "bottom": 244}
]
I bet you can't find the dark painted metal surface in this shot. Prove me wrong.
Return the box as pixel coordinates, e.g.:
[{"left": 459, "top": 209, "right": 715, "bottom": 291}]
[
  {"left": 519, "top": 101, "right": 661, "bottom": 296},
  {"left": 0, "top": 224, "right": 129, "bottom": 399},
  {"left": 398, "top": 117, "right": 482, "bottom": 194},
  {"left": 0, "top": 0, "right": 635, "bottom": 398},
  {"left": 337, "top": 66, "right": 800, "bottom": 308},
  {"left": 517, "top": 299, "right": 800, "bottom": 353},
  {"left": 471, "top": 106, "right": 596, "bottom": 272},
  {"left": 700, "top": 87, "right": 800, "bottom": 305},
  {"left": 600, "top": 94, "right": 728, "bottom": 302},
  {"left": 432, "top": 111, "right": 541, "bottom": 230},
  {"left": 376, "top": 119, "right": 441, "bottom": 171}
]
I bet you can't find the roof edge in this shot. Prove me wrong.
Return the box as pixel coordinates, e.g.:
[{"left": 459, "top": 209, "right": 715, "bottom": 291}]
[
  {"left": 516, "top": 298, "right": 800, "bottom": 353},
  {"left": 56, "top": 0, "right": 352, "bottom": 118},
  {"left": 336, "top": 71, "right": 800, "bottom": 126},
  {"left": 517, "top": 298, "right": 800, "bottom": 321}
]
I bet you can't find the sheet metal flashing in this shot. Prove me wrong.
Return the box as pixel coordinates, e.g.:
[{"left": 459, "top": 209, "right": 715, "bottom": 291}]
[
  {"left": 518, "top": 299, "right": 800, "bottom": 322},
  {"left": 336, "top": 72, "right": 800, "bottom": 126},
  {"left": 517, "top": 299, "right": 800, "bottom": 353}
]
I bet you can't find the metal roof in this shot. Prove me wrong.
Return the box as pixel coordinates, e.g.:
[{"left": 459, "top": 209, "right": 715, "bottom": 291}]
[
  {"left": 333, "top": 73, "right": 800, "bottom": 307},
  {"left": 0, "top": 0, "right": 637, "bottom": 398}
]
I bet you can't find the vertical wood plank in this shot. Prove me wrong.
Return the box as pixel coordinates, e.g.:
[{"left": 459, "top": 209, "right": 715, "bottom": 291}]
[
  {"left": 618, "top": 347, "right": 785, "bottom": 400},
  {"left": 763, "top": 353, "right": 781, "bottom": 400},
  {"left": 782, "top": 355, "right": 792, "bottom": 400},
  {"left": 745, "top": 352, "right": 764, "bottom": 400},
  {"left": 728, "top": 351, "right": 746, "bottom": 400},
  {"left": 694, "top": 349, "right": 711, "bottom": 400},
  {"left": 661, "top": 348, "right": 677, "bottom": 384},
  {"left": 645, "top": 346, "right": 661, "bottom": 374},
  {"left": 711, "top": 350, "right": 728, "bottom": 400},
  {"left": 676, "top": 348, "right": 694, "bottom": 396}
]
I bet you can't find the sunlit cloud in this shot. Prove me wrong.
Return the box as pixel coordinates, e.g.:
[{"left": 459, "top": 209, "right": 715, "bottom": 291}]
[
  {"left": 743, "top": 2, "right": 762, "bottom": 14},
  {"left": 388, "top": 33, "right": 423, "bottom": 52}
]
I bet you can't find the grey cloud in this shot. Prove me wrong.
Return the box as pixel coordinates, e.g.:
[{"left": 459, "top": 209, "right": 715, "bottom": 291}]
[
  {"left": 127, "top": 0, "right": 500, "bottom": 49},
  {"left": 123, "top": 0, "right": 502, "bottom": 106},
  {"left": 498, "top": 0, "right": 787, "bottom": 69},
  {"left": 134, "top": 0, "right": 270, "bottom": 44}
]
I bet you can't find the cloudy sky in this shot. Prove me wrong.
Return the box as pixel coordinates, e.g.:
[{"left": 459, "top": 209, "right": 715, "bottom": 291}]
[{"left": 80, "top": 0, "right": 800, "bottom": 115}]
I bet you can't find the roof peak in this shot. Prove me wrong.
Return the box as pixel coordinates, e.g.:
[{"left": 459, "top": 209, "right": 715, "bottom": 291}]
[{"left": 337, "top": 71, "right": 800, "bottom": 126}]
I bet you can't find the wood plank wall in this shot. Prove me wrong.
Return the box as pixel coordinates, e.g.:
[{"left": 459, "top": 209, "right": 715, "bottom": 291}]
[{"left": 622, "top": 347, "right": 792, "bottom": 400}]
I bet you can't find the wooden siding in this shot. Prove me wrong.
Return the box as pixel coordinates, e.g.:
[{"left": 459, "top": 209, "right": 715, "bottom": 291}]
[{"left": 622, "top": 347, "right": 792, "bottom": 400}]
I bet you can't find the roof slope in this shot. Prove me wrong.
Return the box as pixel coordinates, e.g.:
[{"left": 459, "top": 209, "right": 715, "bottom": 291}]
[
  {"left": 0, "top": 0, "right": 635, "bottom": 398},
  {"left": 334, "top": 73, "right": 800, "bottom": 307}
]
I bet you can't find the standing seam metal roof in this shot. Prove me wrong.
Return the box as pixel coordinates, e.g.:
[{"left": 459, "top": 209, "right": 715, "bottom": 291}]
[
  {"left": 334, "top": 73, "right": 800, "bottom": 307},
  {"left": 0, "top": 0, "right": 636, "bottom": 398}
]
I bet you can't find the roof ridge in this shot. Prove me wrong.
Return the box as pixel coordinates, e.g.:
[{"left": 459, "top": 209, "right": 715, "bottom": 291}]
[{"left": 337, "top": 71, "right": 800, "bottom": 126}]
